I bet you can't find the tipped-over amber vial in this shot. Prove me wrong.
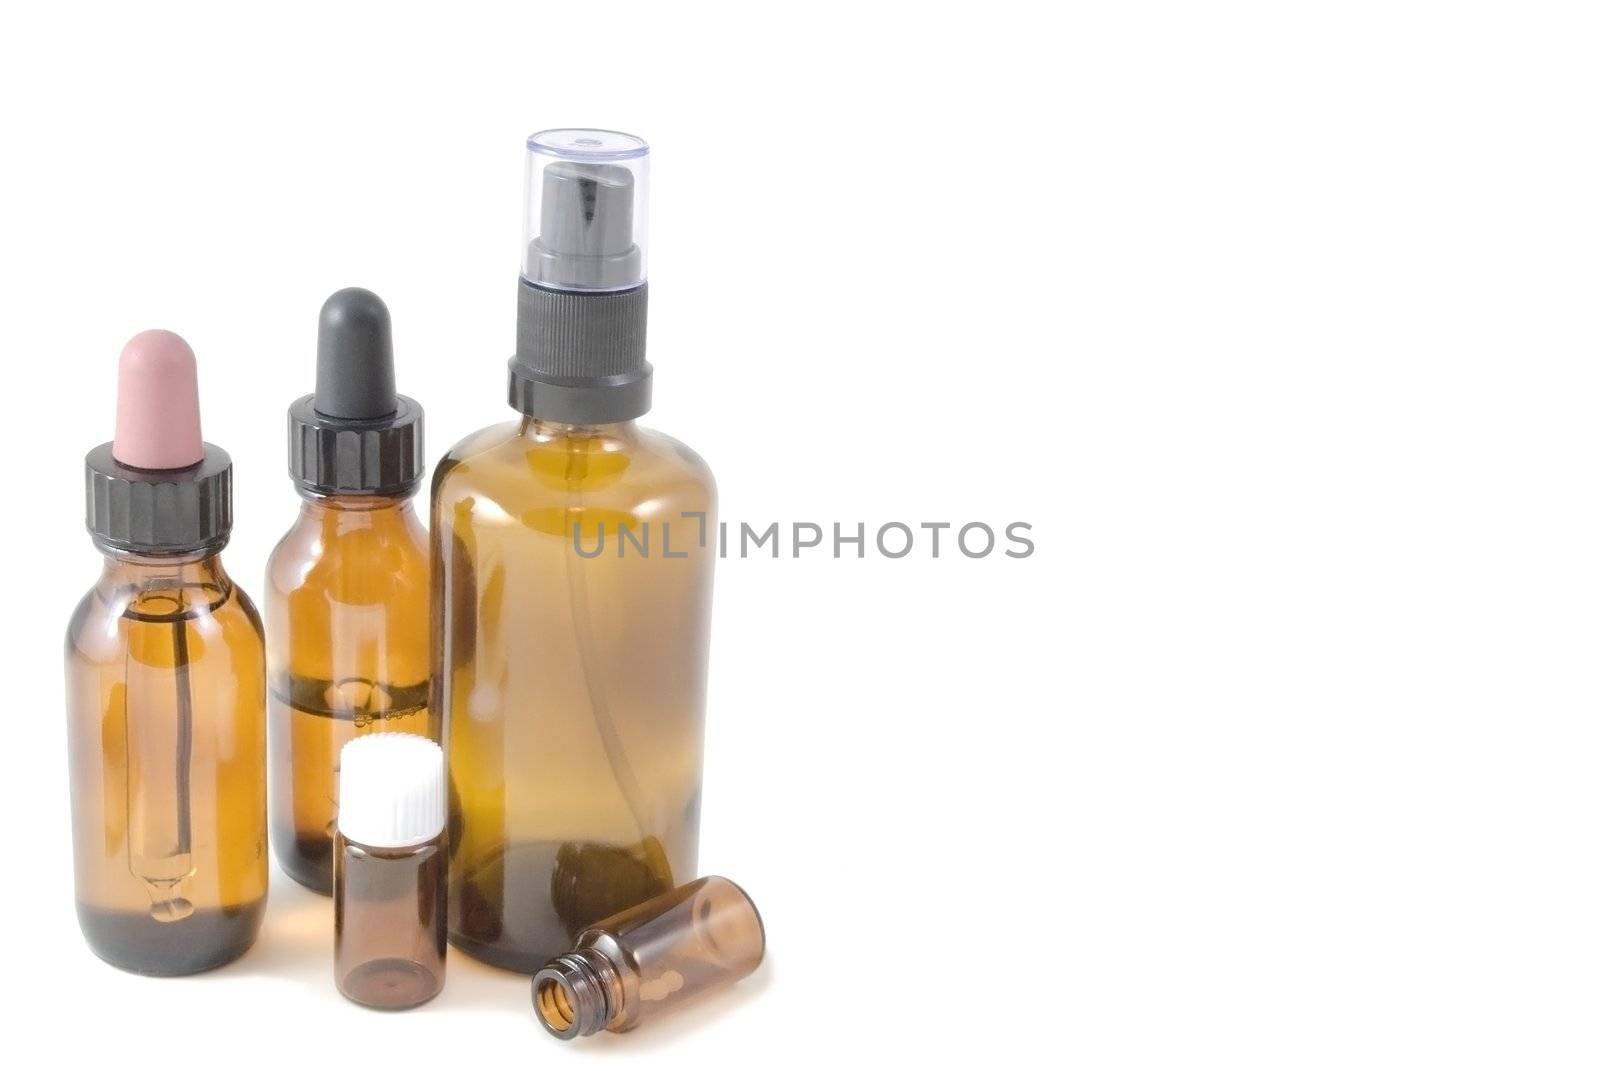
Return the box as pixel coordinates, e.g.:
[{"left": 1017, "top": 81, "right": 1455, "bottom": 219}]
[{"left": 532, "top": 876, "right": 765, "bottom": 1038}]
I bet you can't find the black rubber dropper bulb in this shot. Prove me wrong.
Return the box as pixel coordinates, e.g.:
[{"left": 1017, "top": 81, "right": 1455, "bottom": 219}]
[
  {"left": 287, "top": 287, "right": 423, "bottom": 498},
  {"left": 315, "top": 287, "right": 398, "bottom": 420}
]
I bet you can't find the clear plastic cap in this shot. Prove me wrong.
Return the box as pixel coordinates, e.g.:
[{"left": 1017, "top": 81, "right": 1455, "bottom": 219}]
[
  {"left": 337, "top": 735, "right": 445, "bottom": 848},
  {"left": 522, "top": 129, "right": 649, "bottom": 292}
]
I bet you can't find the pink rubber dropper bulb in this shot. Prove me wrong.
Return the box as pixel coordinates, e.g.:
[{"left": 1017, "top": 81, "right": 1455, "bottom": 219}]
[{"left": 112, "top": 329, "right": 205, "bottom": 470}]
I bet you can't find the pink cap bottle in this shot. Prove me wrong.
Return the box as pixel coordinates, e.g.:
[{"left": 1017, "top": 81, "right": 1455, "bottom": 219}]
[{"left": 68, "top": 327, "right": 266, "bottom": 977}]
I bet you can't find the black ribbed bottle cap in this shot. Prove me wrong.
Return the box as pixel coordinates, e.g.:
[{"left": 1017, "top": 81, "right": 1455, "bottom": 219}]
[
  {"left": 288, "top": 288, "right": 423, "bottom": 496},
  {"left": 509, "top": 281, "right": 651, "bottom": 423},
  {"left": 85, "top": 443, "right": 233, "bottom": 554}
]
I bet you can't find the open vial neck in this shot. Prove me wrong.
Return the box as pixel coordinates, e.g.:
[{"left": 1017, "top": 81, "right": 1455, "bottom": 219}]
[{"left": 533, "top": 947, "right": 625, "bottom": 1038}]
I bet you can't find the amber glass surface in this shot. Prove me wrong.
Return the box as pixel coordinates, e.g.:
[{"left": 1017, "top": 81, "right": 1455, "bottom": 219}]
[
  {"left": 334, "top": 833, "right": 446, "bottom": 1009},
  {"left": 266, "top": 495, "right": 432, "bottom": 893},
  {"left": 534, "top": 876, "right": 766, "bottom": 1037},
  {"left": 65, "top": 550, "right": 267, "bottom": 975},
  {"left": 432, "top": 417, "right": 715, "bottom": 972}
]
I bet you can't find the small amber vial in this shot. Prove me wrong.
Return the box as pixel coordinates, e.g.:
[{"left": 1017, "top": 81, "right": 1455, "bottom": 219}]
[
  {"left": 333, "top": 735, "right": 446, "bottom": 1009},
  {"left": 532, "top": 876, "right": 765, "bottom": 1038}
]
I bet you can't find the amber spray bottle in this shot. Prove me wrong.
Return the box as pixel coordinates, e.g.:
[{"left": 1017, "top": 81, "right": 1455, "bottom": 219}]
[
  {"left": 533, "top": 877, "right": 765, "bottom": 1038},
  {"left": 434, "top": 130, "right": 717, "bottom": 971},
  {"left": 267, "top": 289, "right": 429, "bottom": 893},
  {"left": 66, "top": 330, "right": 267, "bottom": 974}
]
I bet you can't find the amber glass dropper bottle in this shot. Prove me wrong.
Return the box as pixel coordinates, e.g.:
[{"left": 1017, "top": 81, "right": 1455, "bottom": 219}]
[
  {"left": 267, "top": 289, "right": 430, "bottom": 894},
  {"left": 66, "top": 330, "right": 267, "bottom": 974}
]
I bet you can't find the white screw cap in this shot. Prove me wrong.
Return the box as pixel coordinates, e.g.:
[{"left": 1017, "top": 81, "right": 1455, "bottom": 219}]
[{"left": 337, "top": 734, "right": 446, "bottom": 848}]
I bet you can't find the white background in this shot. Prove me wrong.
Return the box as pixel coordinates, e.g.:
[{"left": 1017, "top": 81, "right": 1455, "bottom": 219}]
[{"left": 1, "top": 2, "right": 1596, "bottom": 1067}]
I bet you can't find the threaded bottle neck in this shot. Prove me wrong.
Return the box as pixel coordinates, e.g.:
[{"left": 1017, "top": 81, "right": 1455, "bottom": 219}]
[{"left": 532, "top": 948, "right": 621, "bottom": 1039}]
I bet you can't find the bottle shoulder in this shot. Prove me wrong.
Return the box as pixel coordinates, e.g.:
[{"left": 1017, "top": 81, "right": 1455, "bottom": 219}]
[
  {"left": 636, "top": 426, "right": 716, "bottom": 490},
  {"left": 229, "top": 580, "right": 265, "bottom": 637},
  {"left": 438, "top": 420, "right": 526, "bottom": 468},
  {"left": 68, "top": 561, "right": 263, "bottom": 665},
  {"left": 432, "top": 420, "right": 716, "bottom": 516},
  {"left": 265, "top": 498, "right": 429, "bottom": 596},
  {"left": 64, "top": 584, "right": 100, "bottom": 658}
]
